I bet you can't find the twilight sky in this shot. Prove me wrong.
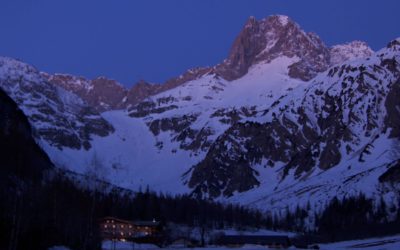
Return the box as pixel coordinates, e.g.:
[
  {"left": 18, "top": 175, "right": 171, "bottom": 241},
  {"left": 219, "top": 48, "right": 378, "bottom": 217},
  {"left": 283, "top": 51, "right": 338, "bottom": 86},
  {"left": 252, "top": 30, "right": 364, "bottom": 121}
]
[{"left": 0, "top": 0, "right": 399, "bottom": 87}]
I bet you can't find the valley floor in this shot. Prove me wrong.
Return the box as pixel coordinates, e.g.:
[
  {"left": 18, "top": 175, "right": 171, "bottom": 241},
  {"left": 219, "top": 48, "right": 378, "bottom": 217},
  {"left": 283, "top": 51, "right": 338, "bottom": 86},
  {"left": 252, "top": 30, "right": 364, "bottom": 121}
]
[
  {"left": 100, "top": 234, "right": 400, "bottom": 250},
  {"left": 101, "top": 242, "right": 270, "bottom": 250},
  {"left": 318, "top": 234, "right": 400, "bottom": 250}
]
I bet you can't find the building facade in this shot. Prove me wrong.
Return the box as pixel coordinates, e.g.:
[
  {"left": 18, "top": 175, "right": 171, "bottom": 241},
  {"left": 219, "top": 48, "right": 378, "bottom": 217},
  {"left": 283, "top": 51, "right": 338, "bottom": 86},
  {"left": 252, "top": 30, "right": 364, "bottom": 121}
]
[{"left": 99, "top": 217, "right": 160, "bottom": 241}]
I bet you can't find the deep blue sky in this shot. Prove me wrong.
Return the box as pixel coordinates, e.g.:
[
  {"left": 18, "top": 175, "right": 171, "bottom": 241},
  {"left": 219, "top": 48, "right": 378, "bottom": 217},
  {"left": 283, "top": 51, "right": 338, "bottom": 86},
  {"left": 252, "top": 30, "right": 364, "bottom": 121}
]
[{"left": 0, "top": 0, "right": 399, "bottom": 87}]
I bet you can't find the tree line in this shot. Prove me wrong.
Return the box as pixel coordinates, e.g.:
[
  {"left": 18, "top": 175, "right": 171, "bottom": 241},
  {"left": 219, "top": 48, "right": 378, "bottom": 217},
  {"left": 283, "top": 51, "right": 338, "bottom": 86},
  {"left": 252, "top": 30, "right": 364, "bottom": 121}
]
[
  {"left": 1, "top": 170, "right": 267, "bottom": 250},
  {"left": 264, "top": 193, "right": 400, "bottom": 243}
]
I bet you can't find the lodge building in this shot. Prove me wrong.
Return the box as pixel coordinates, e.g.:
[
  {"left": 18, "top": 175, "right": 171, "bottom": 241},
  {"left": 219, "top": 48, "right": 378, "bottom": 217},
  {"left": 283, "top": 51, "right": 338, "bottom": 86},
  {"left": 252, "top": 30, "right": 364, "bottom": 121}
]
[{"left": 99, "top": 217, "right": 160, "bottom": 241}]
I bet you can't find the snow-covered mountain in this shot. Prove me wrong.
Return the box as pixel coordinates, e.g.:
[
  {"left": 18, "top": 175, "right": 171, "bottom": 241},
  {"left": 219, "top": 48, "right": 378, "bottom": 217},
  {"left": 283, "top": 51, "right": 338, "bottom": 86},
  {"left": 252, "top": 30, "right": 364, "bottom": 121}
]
[
  {"left": 0, "top": 15, "right": 398, "bottom": 221},
  {"left": 0, "top": 57, "right": 114, "bottom": 150},
  {"left": 190, "top": 39, "right": 400, "bottom": 214}
]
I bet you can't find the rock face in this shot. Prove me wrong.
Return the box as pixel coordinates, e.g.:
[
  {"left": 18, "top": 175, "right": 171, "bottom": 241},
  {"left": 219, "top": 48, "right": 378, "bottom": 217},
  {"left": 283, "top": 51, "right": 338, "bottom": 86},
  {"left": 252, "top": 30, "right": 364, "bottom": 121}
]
[
  {"left": 0, "top": 57, "right": 114, "bottom": 150},
  {"left": 214, "top": 15, "right": 374, "bottom": 82},
  {"left": 214, "top": 15, "right": 331, "bottom": 81}
]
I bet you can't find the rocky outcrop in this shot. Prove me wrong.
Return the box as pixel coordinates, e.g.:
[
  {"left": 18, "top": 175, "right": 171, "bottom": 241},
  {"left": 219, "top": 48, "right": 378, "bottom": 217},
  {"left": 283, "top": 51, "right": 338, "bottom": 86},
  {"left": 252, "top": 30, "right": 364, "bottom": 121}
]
[
  {"left": 210, "top": 107, "right": 258, "bottom": 125},
  {"left": 148, "top": 114, "right": 198, "bottom": 136}
]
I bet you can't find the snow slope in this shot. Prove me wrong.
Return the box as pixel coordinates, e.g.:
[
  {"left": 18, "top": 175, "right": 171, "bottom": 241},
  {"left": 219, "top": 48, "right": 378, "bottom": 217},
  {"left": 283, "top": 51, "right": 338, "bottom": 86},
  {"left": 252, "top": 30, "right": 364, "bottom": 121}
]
[
  {"left": 41, "top": 56, "right": 304, "bottom": 194},
  {"left": 42, "top": 110, "right": 196, "bottom": 193}
]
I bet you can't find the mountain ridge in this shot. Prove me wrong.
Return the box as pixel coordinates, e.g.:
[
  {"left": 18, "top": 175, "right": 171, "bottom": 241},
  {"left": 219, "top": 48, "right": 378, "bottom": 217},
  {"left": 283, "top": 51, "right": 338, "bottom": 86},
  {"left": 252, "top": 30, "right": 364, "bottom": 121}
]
[{"left": 45, "top": 15, "right": 373, "bottom": 113}]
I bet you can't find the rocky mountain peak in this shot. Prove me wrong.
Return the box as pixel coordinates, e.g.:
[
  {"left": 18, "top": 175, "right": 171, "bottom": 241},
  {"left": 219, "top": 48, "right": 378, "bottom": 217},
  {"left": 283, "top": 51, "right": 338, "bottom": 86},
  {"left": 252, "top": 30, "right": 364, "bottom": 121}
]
[
  {"left": 330, "top": 40, "right": 374, "bottom": 65},
  {"left": 45, "top": 73, "right": 127, "bottom": 112},
  {"left": 215, "top": 15, "right": 330, "bottom": 81}
]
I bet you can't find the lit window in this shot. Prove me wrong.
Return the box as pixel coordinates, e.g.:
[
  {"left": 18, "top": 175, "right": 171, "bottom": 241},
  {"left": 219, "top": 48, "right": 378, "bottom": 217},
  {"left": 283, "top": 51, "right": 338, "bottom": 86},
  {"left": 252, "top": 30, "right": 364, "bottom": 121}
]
[
  {"left": 111, "top": 220, "right": 114, "bottom": 223},
  {"left": 112, "top": 225, "right": 116, "bottom": 228},
  {"left": 104, "top": 225, "right": 108, "bottom": 228},
  {"left": 120, "top": 232, "right": 124, "bottom": 236},
  {"left": 129, "top": 225, "right": 132, "bottom": 228},
  {"left": 121, "top": 225, "right": 124, "bottom": 228},
  {"left": 107, "top": 220, "right": 110, "bottom": 223}
]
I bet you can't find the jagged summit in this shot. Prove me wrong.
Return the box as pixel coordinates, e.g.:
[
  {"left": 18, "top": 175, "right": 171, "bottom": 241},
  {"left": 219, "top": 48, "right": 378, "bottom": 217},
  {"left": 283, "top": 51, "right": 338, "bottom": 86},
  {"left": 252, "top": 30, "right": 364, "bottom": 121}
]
[
  {"left": 214, "top": 15, "right": 375, "bottom": 82},
  {"left": 214, "top": 15, "right": 330, "bottom": 81}
]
